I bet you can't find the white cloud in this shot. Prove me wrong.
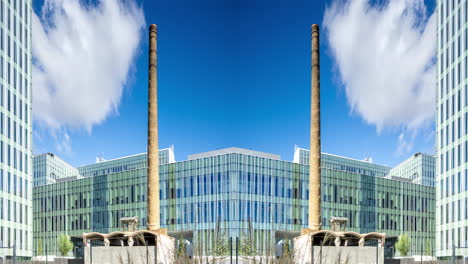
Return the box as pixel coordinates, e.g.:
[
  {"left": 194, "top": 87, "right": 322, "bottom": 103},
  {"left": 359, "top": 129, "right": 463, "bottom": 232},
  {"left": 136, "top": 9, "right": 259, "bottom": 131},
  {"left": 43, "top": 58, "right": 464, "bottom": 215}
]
[
  {"left": 53, "top": 129, "right": 72, "bottom": 155},
  {"left": 323, "top": 0, "right": 436, "bottom": 133},
  {"left": 396, "top": 129, "right": 416, "bottom": 156},
  {"left": 33, "top": 0, "right": 145, "bottom": 131}
]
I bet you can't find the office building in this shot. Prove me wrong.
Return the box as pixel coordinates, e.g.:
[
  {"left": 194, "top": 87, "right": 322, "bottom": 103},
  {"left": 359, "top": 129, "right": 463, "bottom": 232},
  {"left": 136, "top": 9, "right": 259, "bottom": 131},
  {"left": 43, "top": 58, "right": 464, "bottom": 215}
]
[
  {"left": 437, "top": 0, "right": 468, "bottom": 257},
  {"left": 33, "top": 147, "right": 434, "bottom": 256},
  {"left": 33, "top": 153, "right": 80, "bottom": 187},
  {"left": 388, "top": 153, "right": 436, "bottom": 187},
  {"left": 293, "top": 147, "right": 391, "bottom": 177},
  {"left": 0, "top": 0, "right": 32, "bottom": 258}
]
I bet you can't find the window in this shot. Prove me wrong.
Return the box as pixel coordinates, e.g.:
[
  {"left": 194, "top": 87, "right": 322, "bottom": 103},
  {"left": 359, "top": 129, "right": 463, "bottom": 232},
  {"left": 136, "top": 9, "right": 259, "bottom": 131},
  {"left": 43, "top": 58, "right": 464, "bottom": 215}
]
[
  {"left": 452, "top": 68, "right": 455, "bottom": 90},
  {"left": 453, "top": 12, "right": 455, "bottom": 39},
  {"left": 452, "top": 174, "right": 455, "bottom": 196},
  {"left": 440, "top": 78, "right": 444, "bottom": 100},
  {"left": 465, "top": 141, "right": 467, "bottom": 163},
  {"left": 458, "top": 172, "right": 461, "bottom": 193},
  {"left": 453, "top": 94, "right": 456, "bottom": 117},
  {"left": 441, "top": 152, "right": 445, "bottom": 174},
  {"left": 452, "top": 120, "right": 455, "bottom": 143},
  {"left": 465, "top": 113, "right": 468, "bottom": 136},
  {"left": 446, "top": 98, "right": 449, "bottom": 120},
  {"left": 459, "top": 8, "right": 461, "bottom": 32},
  {"left": 466, "top": 172, "right": 468, "bottom": 193},
  {"left": 446, "top": 150, "right": 449, "bottom": 172}
]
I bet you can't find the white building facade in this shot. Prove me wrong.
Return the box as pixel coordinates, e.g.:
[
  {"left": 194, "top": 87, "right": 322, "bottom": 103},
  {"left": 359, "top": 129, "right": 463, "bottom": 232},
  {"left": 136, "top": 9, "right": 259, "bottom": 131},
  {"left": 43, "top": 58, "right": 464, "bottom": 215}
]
[{"left": 437, "top": 0, "right": 468, "bottom": 258}]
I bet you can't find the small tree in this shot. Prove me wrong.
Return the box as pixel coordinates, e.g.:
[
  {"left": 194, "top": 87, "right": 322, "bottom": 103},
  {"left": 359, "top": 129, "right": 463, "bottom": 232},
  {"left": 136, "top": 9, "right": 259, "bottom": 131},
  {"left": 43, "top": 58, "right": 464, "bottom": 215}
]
[
  {"left": 37, "top": 239, "right": 43, "bottom": 256},
  {"left": 282, "top": 238, "right": 291, "bottom": 256},
  {"left": 58, "top": 234, "right": 73, "bottom": 256},
  {"left": 177, "top": 238, "right": 186, "bottom": 257},
  {"left": 395, "top": 234, "right": 411, "bottom": 256},
  {"left": 238, "top": 220, "right": 256, "bottom": 256},
  {"left": 425, "top": 239, "right": 432, "bottom": 256}
]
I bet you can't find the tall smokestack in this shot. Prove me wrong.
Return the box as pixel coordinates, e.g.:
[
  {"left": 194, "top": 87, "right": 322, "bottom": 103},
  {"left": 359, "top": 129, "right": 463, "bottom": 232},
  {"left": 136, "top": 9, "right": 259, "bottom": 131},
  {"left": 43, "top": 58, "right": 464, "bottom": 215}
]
[
  {"left": 147, "top": 24, "right": 160, "bottom": 231},
  {"left": 309, "top": 24, "right": 321, "bottom": 231}
]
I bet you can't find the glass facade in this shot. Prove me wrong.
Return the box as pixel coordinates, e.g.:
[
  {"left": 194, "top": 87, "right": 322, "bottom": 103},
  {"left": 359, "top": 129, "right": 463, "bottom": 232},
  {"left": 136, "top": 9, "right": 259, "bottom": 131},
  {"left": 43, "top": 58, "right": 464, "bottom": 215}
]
[
  {"left": 293, "top": 147, "right": 392, "bottom": 177},
  {"left": 0, "top": 0, "right": 32, "bottom": 258},
  {"left": 389, "top": 153, "right": 436, "bottom": 187},
  {"left": 77, "top": 146, "right": 175, "bottom": 178},
  {"left": 437, "top": 0, "right": 468, "bottom": 257},
  {"left": 33, "top": 153, "right": 80, "bottom": 187},
  {"left": 33, "top": 147, "right": 434, "bottom": 256}
]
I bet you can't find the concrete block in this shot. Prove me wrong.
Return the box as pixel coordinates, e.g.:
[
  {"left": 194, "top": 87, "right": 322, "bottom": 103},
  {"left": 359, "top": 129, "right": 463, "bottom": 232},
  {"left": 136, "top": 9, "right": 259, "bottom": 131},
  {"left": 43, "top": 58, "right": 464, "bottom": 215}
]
[
  {"left": 84, "top": 235, "right": 174, "bottom": 264},
  {"left": 294, "top": 234, "right": 384, "bottom": 264}
]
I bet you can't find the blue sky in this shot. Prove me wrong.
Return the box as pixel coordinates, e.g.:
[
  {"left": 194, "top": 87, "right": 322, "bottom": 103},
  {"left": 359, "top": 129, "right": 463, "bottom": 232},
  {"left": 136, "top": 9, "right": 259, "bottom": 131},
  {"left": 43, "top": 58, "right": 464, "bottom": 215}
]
[{"left": 32, "top": 0, "right": 437, "bottom": 167}]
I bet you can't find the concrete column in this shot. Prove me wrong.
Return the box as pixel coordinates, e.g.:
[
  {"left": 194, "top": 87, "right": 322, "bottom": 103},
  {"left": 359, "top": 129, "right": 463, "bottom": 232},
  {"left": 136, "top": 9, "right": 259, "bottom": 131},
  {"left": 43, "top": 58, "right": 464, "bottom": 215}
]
[
  {"left": 309, "top": 24, "right": 321, "bottom": 231},
  {"left": 147, "top": 24, "right": 160, "bottom": 231}
]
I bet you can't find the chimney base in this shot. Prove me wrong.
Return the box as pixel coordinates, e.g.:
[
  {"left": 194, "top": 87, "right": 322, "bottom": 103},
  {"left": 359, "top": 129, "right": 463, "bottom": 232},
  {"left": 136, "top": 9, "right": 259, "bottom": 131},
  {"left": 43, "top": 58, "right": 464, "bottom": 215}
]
[
  {"left": 301, "top": 226, "right": 321, "bottom": 235},
  {"left": 146, "top": 227, "right": 168, "bottom": 235}
]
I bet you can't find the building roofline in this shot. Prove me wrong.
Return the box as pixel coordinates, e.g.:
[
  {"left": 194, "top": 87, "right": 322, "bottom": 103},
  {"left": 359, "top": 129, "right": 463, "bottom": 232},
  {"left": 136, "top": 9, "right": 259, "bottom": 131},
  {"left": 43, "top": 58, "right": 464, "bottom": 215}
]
[
  {"left": 295, "top": 147, "right": 391, "bottom": 168},
  {"left": 295, "top": 147, "right": 435, "bottom": 169},
  {"left": 188, "top": 147, "right": 280, "bottom": 161},
  {"left": 79, "top": 152, "right": 146, "bottom": 167},
  {"left": 77, "top": 148, "right": 173, "bottom": 168},
  {"left": 32, "top": 152, "right": 78, "bottom": 169}
]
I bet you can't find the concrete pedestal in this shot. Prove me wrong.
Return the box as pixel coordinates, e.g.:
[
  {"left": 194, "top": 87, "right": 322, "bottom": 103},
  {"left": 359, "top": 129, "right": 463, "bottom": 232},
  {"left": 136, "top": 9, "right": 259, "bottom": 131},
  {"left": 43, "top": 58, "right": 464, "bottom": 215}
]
[
  {"left": 84, "top": 235, "right": 174, "bottom": 264},
  {"left": 294, "top": 235, "right": 384, "bottom": 264}
]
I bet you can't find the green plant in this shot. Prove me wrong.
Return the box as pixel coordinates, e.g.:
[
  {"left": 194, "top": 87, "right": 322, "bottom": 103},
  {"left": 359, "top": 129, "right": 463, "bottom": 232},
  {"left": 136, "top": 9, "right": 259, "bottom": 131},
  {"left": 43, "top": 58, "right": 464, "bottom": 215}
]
[
  {"left": 210, "top": 218, "right": 230, "bottom": 257},
  {"left": 425, "top": 239, "right": 432, "bottom": 256},
  {"left": 57, "top": 234, "right": 74, "bottom": 256},
  {"left": 176, "top": 236, "right": 193, "bottom": 264},
  {"left": 37, "top": 239, "right": 43, "bottom": 256},
  {"left": 282, "top": 238, "right": 291, "bottom": 256},
  {"left": 395, "top": 234, "right": 411, "bottom": 256},
  {"left": 212, "top": 232, "right": 229, "bottom": 256},
  {"left": 238, "top": 220, "right": 257, "bottom": 256},
  {"left": 178, "top": 238, "right": 187, "bottom": 256}
]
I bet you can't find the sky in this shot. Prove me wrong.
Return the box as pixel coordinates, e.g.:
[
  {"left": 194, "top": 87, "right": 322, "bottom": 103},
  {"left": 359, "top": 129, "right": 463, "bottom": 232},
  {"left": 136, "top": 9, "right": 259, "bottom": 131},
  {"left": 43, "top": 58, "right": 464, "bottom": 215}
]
[{"left": 31, "top": 0, "right": 437, "bottom": 167}]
